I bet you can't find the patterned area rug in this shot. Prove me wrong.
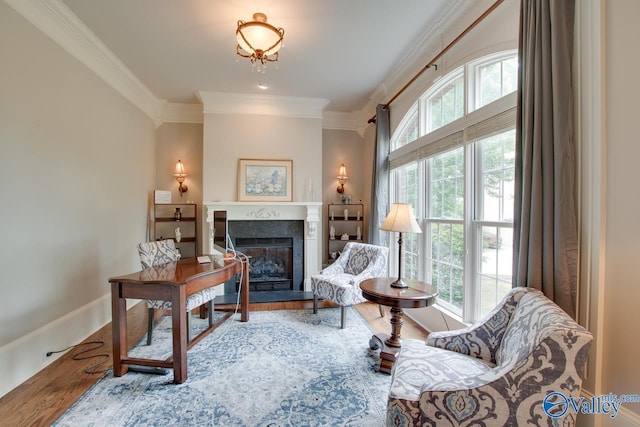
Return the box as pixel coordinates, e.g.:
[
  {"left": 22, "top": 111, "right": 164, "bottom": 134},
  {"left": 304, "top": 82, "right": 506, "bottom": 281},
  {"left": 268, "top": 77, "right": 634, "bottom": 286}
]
[{"left": 54, "top": 308, "right": 391, "bottom": 426}]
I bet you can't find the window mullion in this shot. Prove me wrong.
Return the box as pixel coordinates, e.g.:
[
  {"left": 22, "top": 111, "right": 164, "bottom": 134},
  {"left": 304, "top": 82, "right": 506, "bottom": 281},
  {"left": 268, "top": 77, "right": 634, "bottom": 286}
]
[{"left": 463, "top": 143, "right": 476, "bottom": 323}]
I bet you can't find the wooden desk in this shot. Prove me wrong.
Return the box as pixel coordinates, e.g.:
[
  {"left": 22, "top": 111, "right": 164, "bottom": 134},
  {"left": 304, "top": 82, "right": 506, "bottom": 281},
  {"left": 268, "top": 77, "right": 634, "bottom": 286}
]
[
  {"left": 109, "top": 256, "right": 249, "bottom": 383},
  {"left": 360, "top": 277, "right": 437, "bottom": 374}
]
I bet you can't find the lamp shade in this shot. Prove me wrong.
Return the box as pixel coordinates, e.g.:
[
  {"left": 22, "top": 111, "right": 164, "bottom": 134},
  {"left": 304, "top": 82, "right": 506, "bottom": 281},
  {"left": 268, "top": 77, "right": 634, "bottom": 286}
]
[
  {"left": 337, "top": 164, "right": 348, "bottom": 179},
  {"left": 174, "top": 160, "right": 186, "bottom": 176},
  {"left": 379, "top": 203, "right": 422, "bottom": 233}
]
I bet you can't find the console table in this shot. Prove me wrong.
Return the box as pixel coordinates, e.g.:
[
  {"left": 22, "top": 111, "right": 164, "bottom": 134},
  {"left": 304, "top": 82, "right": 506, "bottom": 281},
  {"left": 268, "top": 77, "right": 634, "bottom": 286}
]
[
  {"left": 360, "top": 277, "right": 437, "bottom": 374},
  {"left": 109, "top": 256, "right": 249, "bottom": 383}
]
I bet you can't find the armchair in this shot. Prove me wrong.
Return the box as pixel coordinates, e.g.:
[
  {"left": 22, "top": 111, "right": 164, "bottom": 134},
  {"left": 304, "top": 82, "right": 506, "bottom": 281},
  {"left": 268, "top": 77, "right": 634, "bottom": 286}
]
[
  {"left": 311, "top": 242, "right": 389, "bottom": 328},
  {"left": 137, "top": 239, "right": 216, "bottom": 345},
  {"left": 386, "top": 287, "right": 593, "bottom": 426}
]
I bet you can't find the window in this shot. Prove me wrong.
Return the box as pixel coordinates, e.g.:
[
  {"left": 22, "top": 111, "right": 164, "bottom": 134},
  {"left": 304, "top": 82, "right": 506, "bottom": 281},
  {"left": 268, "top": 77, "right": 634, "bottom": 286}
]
[
  {"left": 391, "top": 106, "right": 419, "bottom": 150},
  {"left": 474, "top": 54, "right": 518, "bottom": 109},
  {"left": 393, "top": 163, "right": 420, "bottom": 280},
  {"left": 426, "top": 71, "right": 464, "bottom": 132},
  {"left": 389, "top": 51, "right": 517, "bottom": 322},
  {"left": 426, "top": 148, "right": 465, "bottom": 313},
  {"left": 474, "top": 131, "right": 515, "bottom": 315}
]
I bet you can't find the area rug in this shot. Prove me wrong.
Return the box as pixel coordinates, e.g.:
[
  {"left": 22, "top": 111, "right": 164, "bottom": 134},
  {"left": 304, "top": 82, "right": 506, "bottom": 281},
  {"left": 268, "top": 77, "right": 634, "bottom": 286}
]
[{"left": 54, "top": 307, "right": 391, "bottom": 426}]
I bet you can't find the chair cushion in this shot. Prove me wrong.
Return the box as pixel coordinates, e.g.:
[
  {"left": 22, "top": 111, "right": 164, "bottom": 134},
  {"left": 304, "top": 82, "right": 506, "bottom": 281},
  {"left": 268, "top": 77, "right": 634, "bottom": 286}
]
[
  {"left": 387, "top": 339, "right": 495, "bottom": 427},
  {"left": 311, "top": 273, "right": 366, "bottom": 306}
]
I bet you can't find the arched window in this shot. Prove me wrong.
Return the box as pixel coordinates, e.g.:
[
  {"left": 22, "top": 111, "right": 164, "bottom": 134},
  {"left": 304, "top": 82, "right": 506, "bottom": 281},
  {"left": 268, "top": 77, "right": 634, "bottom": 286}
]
[
  {"left": 424, "top": 68, "right": 464, "bottom": 132},
  {"left": 389, "top": 50, "right": 517, "bottom": 322}
]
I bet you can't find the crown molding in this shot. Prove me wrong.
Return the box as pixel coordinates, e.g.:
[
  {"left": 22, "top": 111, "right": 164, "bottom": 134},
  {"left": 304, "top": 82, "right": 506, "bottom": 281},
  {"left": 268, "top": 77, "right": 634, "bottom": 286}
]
[
  {"left": 4, "top": 0, "right": 164, "bottom": 124},
  {"left": 355, "top": 0, "right": 482, "bottom": 127},
  {"left": 197, "top": 91, "right": 329, "bottom": 119},
  {"left": 379, "top": 0, "right": 473, "bottom": 97},
  {"left": 6, "top": 0, "right": 489, "bottom": 132},
  {"left": 322, "top": 111, "right": 370, "bottom": 137},
  {"left": 328, "top": 0, "right": 478, "bottom": 134},
  {"left": 161, "top": 103, "right": 204, "bottom": 124}
]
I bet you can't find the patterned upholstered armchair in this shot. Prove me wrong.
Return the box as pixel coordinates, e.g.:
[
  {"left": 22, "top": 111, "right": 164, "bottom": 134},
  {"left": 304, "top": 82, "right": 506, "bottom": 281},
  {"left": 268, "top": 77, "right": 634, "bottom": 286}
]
[
  {"left": 387, "top": 287, "right": 593, "bottom": 427},
  {"left": 311, "top": 242, "right": 389, "bottom": 328},
  {"left": 137, "top": 239, "right": 216, "bottom": 345}
]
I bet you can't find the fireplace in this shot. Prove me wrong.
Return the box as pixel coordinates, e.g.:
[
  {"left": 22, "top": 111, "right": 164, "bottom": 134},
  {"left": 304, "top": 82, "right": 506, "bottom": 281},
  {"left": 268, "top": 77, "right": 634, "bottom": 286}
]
[
  {"left": 238, "top": 239, "right": 292, "bottom": 291},
  {"left": 228, "top": 220, "right": 304, "bottom": 293},
  {"left": 205, "top": 201, "right": 322, "bottom": 296}
]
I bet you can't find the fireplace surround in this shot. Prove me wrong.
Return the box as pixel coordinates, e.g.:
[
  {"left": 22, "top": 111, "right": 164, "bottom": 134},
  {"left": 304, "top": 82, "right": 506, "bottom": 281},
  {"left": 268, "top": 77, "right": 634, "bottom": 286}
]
[
  {"left": 228, "top": 220, "right": 303, "bottom": 294},
  {"left": 204, "top": 202, "right": 322, "bottom": 294}
]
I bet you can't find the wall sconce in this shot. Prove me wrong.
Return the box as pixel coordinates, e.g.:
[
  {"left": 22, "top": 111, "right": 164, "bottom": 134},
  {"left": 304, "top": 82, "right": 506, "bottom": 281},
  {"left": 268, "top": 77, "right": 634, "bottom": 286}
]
[
  {"left": 336, "top": 164, "right": 348, "bottom": 194},
  {"left": 174, "top": 159, "right": 188, "bottom": 197}
]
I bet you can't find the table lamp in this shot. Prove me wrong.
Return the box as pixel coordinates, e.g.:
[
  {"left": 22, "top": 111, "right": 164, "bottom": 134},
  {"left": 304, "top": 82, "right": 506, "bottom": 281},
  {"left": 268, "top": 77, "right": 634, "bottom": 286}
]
[{"left": 379, "top": 203, "right": 422, "bottom": 288}]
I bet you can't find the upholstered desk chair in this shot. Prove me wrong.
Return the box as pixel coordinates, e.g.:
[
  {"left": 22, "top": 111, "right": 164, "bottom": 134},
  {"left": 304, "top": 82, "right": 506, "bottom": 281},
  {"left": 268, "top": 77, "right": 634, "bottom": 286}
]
[
  {"left": 137, "top": 239, "right": 215, "bottom": 345},
  {"left": 311, "top": 242, "right": 389, "bottom": 328}
]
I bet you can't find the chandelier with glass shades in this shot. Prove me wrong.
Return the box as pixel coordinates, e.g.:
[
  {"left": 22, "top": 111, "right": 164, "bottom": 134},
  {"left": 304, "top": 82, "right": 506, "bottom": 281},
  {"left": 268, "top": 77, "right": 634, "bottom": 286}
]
[{"left": 236, "top": 12, "right": 284, "bottom": 73}]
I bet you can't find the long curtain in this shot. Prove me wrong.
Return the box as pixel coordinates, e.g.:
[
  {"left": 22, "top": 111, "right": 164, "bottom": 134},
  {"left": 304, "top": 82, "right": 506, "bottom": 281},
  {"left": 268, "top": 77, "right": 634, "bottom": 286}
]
[
  {"left": 369, "top": 104, "right": 390, "bottom": 246},
  {"left": 513, "top": 0, "right": 577, "bottom": 317}
]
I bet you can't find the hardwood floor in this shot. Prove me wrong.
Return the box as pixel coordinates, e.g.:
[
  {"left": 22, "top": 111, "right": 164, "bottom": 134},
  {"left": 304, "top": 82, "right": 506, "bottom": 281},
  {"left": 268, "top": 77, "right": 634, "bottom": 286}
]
[{"left": 0, "top": 300, "right": 427, "bottom": 426}]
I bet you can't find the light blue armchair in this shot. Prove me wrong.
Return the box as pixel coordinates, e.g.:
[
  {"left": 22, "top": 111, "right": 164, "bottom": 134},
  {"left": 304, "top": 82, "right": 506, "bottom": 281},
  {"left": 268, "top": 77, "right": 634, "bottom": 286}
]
[{"left": 311, "top": 242, "right": 389, "bottom": 328}]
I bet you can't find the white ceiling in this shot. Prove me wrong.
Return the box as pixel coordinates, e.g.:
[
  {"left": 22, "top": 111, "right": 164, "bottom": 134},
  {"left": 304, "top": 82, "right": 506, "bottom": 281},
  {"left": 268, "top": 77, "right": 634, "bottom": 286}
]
[{"left": 59, "top": 0, "right": 454, "bottom": 113}]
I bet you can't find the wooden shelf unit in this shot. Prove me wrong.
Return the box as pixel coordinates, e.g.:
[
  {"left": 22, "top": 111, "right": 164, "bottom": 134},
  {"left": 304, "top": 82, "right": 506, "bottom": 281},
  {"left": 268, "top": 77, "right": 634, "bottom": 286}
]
[
  {"left": 327, "top": 203, "right": 365, "bottom": 264},
  {"left": 152, "top": 203, "right": 198, "bottom": 258}
]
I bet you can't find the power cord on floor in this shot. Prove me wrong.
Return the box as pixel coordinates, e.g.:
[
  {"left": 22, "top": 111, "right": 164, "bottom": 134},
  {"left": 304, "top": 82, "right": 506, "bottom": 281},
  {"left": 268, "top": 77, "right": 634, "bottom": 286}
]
[
  {"left": 226, "top": 234, "right": 249, "bottom": 319},
  {"left": 46, "top": 340, "right": 110, "bottom": 374}
]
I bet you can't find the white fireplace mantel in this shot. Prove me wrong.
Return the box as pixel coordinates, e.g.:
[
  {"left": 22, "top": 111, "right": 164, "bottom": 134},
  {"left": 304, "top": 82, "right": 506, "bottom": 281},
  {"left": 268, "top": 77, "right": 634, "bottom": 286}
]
[{"left": 203, "top": 201, "right": 323, "bottom": 291}]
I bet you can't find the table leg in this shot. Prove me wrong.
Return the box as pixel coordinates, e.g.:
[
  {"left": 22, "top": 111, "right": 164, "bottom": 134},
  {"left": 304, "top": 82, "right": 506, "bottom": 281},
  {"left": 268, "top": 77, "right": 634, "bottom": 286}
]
[
  {"left": 368, "top": 306, "right": 405, "bottom": 374},
  {"left": 111, "top": 282, "right": 128, "bottom": 377},
  {"left": 171, "top": 286, "right": 188, "bottom": 383},
  {"left": 385, "top": 307, "right": 404, "bottom": 348},
  {"left": 240, "top": 259, "right": 250, "bottom": 322}
]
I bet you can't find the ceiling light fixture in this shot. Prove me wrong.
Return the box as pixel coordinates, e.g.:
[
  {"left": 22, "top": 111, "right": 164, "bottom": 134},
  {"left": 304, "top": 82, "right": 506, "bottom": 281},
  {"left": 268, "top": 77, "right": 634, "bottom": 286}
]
[
  {"left": 257, "top": 82, "right": 269, "bottom": 90},
  {"left": 236, "top": 12, "right": 284, "bottom": 73}
]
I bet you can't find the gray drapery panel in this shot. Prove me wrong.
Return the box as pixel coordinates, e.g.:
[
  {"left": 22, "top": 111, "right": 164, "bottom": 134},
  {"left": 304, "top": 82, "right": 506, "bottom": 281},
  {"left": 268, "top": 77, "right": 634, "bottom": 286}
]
[
  {"left": 513, "top": 0, "right": 577, "bottom": 317},
  {"left": 369, "top": 104, "right": 390, "bottom": 246}
]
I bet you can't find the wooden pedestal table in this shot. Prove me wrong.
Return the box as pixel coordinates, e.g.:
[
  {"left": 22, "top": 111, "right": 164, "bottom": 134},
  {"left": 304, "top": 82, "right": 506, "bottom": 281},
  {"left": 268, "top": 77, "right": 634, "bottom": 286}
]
[
  {"left": 359, "top": 277, "right": 437, "bottom": 374},
  {"left": 109, "top": 256, "right": 249, "bottom": 384}
]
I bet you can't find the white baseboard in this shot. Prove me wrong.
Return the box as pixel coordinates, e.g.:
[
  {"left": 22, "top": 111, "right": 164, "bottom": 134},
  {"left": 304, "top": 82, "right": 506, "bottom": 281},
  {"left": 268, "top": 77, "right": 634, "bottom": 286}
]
[
  {"left": 0, "top": 295, "right": 138, "bottom": 398},
  {"left": 404, "top": 304, "right": 467, "bottom": 334}
]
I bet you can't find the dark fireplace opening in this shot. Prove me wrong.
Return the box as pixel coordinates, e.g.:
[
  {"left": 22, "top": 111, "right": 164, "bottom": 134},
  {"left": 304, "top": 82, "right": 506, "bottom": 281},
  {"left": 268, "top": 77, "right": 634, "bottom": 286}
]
[
  {"left": 235, "top": 237, "right": 293, "bottom": 291},
  {"left": 226, "top": 220, "right": 304, "bottom": 296}
]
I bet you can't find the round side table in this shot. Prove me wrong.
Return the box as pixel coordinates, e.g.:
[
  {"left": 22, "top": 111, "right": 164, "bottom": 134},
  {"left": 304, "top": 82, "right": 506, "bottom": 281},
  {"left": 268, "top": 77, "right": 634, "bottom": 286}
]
[{"left": 360, "top": 277, "right": 438, "bottom": 374}]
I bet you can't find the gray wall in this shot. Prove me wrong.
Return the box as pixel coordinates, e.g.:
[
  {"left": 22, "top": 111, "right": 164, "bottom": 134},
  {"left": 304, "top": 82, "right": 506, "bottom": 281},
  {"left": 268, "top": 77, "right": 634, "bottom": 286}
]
[{"left": 0, "top": 1, "right": 156, "bottom": 396}]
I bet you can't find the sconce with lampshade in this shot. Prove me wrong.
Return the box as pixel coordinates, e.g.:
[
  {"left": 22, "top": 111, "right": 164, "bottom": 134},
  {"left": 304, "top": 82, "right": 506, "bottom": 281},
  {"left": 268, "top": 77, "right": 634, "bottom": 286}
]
[
  {"left": 174, "top": 160, "right": 188, "bottom": 197},
  {"left": 336, "top": 163, "right": 348, "bottom": 194},
  {"left": 379, "top": 203, "right": 422, "bottom": 288}
]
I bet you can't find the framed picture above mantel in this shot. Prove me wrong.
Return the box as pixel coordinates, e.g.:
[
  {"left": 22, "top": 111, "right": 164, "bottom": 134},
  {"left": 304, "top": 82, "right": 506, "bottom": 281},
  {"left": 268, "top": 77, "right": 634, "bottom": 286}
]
[{"left": 237, "top": 158, "right": 293, "bottom": 202}]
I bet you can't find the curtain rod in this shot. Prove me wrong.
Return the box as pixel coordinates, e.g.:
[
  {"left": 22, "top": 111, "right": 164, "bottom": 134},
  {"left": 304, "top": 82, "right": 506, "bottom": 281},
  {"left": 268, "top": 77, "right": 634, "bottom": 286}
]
[{"left": 367, "top": 0, "right": 505, "bottom": 124}]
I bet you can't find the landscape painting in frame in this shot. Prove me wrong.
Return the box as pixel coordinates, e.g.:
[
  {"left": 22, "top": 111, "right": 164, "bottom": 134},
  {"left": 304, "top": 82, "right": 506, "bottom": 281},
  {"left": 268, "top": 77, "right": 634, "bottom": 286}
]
[{"left": 238, "top": 159, "right": 293, "bottom": 202}]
